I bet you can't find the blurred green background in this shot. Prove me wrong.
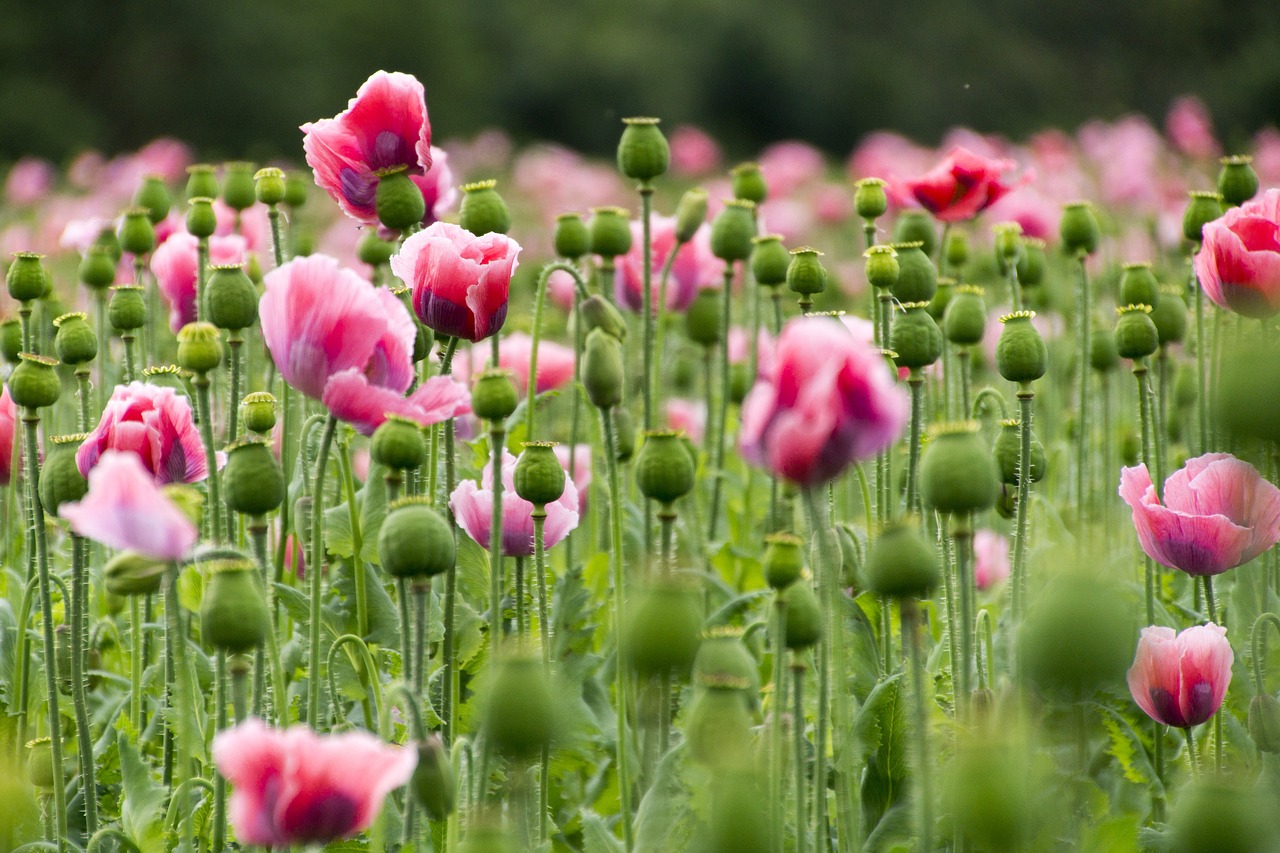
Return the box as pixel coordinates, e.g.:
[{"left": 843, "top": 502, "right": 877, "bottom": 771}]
[{"left": 3, "top": 0, "right": 1277, "bottom": 161}]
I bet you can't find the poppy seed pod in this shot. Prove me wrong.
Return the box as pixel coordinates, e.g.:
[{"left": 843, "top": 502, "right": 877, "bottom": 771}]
[
  {"left": 674, "top": 188, "right": 709, "bottom": 243},
  {"left": 685, "top": 288, "right": 723, "bottom": 346},
  {"left": 692, "top": 627, "right": 759, "bottom": 690},
  {"left": 889, "top": 242, "right": 937, "bottom": 304},
  {"left": 588, "top": 206, "right": 632, "bottom": 258},
  {"left": 186, "top": 196, "right": 217, "bottom": 239},
  {"left": 992, "top": 312, "right": 1046, "bottom": 387},
  {"left": 1217, "top": 155, "right": 1259, "bottom": 207},
  {"left": 484, "top": 655, "right": 558, "bottom": 760},
  {"left": 892, "top": 209, "right": 938, "bottom": 256},
  {"left": 78, "top": 246, "right": 117, "bottom": 291},
  {"left": 7, "top": 252, "right": 47, "bottom": 302},
  {"left": 204, "top": 263, "right": 259, "bottom": 331},
  {"left": 945, "top": 229, "right": 971, "bottom": 271},
  {"left": 412, "top": 737, "right": 456, "bottom": 821},
  {"left": 26, "top": 738, "right": 57, "bottom": 789},
  {"left": 9, "top": 353, "right": 61, "bottom": 409},
  {"left": 890, "top": 303, "right": 943, "bottom": 370},
  {"left": 920, "top": 422, "right": 1000, "bottom": 514},
  {"left": 864, "top": 244, "right": 900, "bottom": 290},
  {"left": 118, "top": 206, "right": 156, "bottom": 256},
  {"left": 750, "top": 234, "right": 790, "bottom": 286},
  {"left": 1119, "top": 263, "right": 1160, "bottom": 308},
  {"left": 254, "top": 167, "right": 287, "bottom": 207},
  {"left": 730, "top": 162, "right": 767, "bottom": 204},
  {"left": 1019, "top": 571, "right": 1133, "bottom": 697},
  {"left": 186, "top": 164, "right": 219, "bottom": 201},
  {"left": 854, "top": 177, "right": 888, "bottom": 220},
  {"left": 133, "top": 175, "right": 172, "bottom": 224},
  {"left": 1090, "top": 327, "right": 1120, "bottom": 373},
  {"left": 1114, "top": 305, "right": 1159, "bottom": 360},
  {"left": 1015, "top": 238, "right": 1047, "bottom": 286},
  {"left": 176, "top": 321, "right": 223, "bottom": 374},
  {"left": 223, "top": 439, "right": 285, "bottom": 516},
  {"left": 786, "top": 247, "right": 827, "bottom": 298},
  {"left": 375, "top": 166, "right": 427, "bottom": 233},
  {"left": 710, "top": 199, "right": 756, "bottom": 262},
  {"left": 944, "top": 285, "right": 987, "bottom": 346},
  {"left": 993, "top": 222, "right": 1022, "bottom": 273},
  {"left": 39, "top": 434, "right": 89, "bottom": 516},
  {"left": 221, "top": 162, "right": 257, "bottom": 212},
  {"left": 109, "top": 285, "right": 147, "bottom": 331},
  {"left": 553, "top": 213, "right": 590, "bottom": 259},
  {"left": 0, "top": 320, "right": 19, "bottom": 364},
  {"left": 1248, "top": 694, "right": 1280, "bottom": 753},
  {"left": 1059, "top": 201, "right": 1100, "bottom": 256},
  {"left": 626, "top": 580, "right": 703, "bottom": 677},
  {"left": 781, "top": 578, "right": 822, "bottom": 650},
  {"left": 105, "top": 550, "right": 167, "bottom": 596},
  {"left": 357, "top": 231, "right": 396, "bottom": 267},
  {"left": 992, "top": 420, "right": 1047, "bottom": 485},
  {"left": 514, "top": 442, "right": 566, "bottom": 507},
  {"left": 582, "top": 328, "right": 624, "bottom": 410},
  {"left": 617, "top": 117, "right": 669, "bottom": 182},
  {"left": 471, "top": 369, "right": 519, "bottom": 424},
  {"left": 635, "top": 430, "right": 695, "bottom": 505},
  {"left": 1150, "top": 284, "right": 1188, "bottom": 345},
  {"left": 927, "top": 277, "right": 955, "bottom": 322},
  {"left": 379, "top": 497, "right": 456, "bottom": 579},
  {"left": 53, "top": 312, "right": 97, "bottom": 365},
  {"left": 685, "top": 676, "right": 754, "bottom": 769},
  {"left": 284, "top": 171, "right": 310, "bottom": 209},
  {"left": 459, "top": 179, "right": 510, "bottom": 236},
  {"left": 764, "top": 533, "right": 805, "bottom": 590},
  {"left": 865, "top": 518, "right": 939, "bottom": 598},
  {"left": 235, "top": 392, "right": 276, "bottom": 437},
  {"left": 201, "top": 559, "right": 271, "bottom": 653},
  {"left": 1182, "top": 191, "right": 1223, "bottom": 245},
  {"left": 371, "top": 415, "right": 427, "bottom": 472}
]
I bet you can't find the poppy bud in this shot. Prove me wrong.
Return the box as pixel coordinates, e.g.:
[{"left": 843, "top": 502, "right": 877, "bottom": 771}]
[
  {"left": 484, "top": 655, "right": 556, "bottom": 758},
  {"left": 357, "top": 231, "right": 396, "bottom": 268},
  {"left": 763, "top": 533, "right": 805, "bottom": 590},
  {"left": 459, "top": 179, "right": 511, "bottom": 236},
  {"left": 582, "top": 327, "right": 625, "bottom": 410},
  {"left": 1249, "top": 694, "right": 1280, "bottom": 753},
  {"left": 730, "top": 162, "right": 767, "bottom": 204},
  {"left": 889, "top": 242, "right": 937, "bottom": 304},
  {"left": 891, "top": 303, "right": 943, "bottom": 370},
  {"left": 412, "top": 736, "right": 456, "bottom": 820},
  {"left": 186, "top": 196, "right": 217, "bottom": 239},
  {"left": 1182, "top": 191, "right": 1223, "bottom": 245},
  {"left": 1114, "top": 304, "right": 1159, "bottom": 361},
  {"left": 379, "top": 497, "right": 456, "bottom": 579},
  {"left": 1016, "top": 238, "right": 1047, "bottom": 286},
  {"left": 7, "top": 252, "right": 47, "bottom": 303},
  {"left": 1116, "top": 263, "right": 1158, "bottom": 309},
  {"left": 1151, "top": 284, "right": 1188, "bottom": 345},
  {"left": 374, "top": 166, "right": 427, "bottom": 233},
  {"left": 471, "top": 369, "right": 519, "bottom": 424},
  {"left": 579, "top": 294, "right": 628, "bottom": 341},
  {"left": 995, "top": 311, "right": 1047, "bottom": 383},
  {"left": 865, "top": 518, "right": 939, "bottom": 598},
  {"left": 892, "top": 210, "right": 938, "bottom": 256},
  {"left": 240, "top": 391, "right": 276, "bottom": 436},
  {"left": 1217, "top": 155, "right": 1259, "bottom": 207},
  {"left": 254, "top": 167, "right": 287, "bottom": 207},
  {"left": 284, "top": 171, "right": 310, "bottom": 209},
  {"left": 185, "top": 164, "right": 219, "bottom": 201},
  {"left": 588, "top": 206, "right": 632, "bottom": 259},
  {"left": 223, "top": 439, "right": 285, "bottom": 516},
  {"left": 201, "top": 559, "right": 270, "bottom": 653},
  {"left": 617, "top": 117, "right": 670, "bottom": 182},
  {"left": 26, "top": 738, "right": 58, "bottom": 789},
  {"left": 944, "top": 285, "right": 986, "bottom": 346},
  {"left": 553, "top": 213, "right": 590, "bottom": 259},
  {"left": 920, "top": 422, "right": 1000, "bottom": 514},
  {"left": 635, "top": 430, "right": 695, "bottom": 506},
  {"left": 781, "top": 579, "right": 822, "bottom": 650},
  {"left": 108, "top": 285, "right": 147, "bottom": 331},
  {"left": 221, "top": 162, "right": 257, "bottom": 211},
  {"left": 163, "top": 483, "right": 205, "bottom": 528},
  {"left": 786, "top": 247, "right": 827, "bottom": 299},
  {"left": 205, "top": 263, "right": 259, "bottom": 331},
  {"left": 1060, "top": 201, "right": 1100, "bottom": 256},
  {"left": 864, "top": 244, "right": 900, "bottom": 290},
  {"left": 750, "top": 234, "right": 789, "bottom": 286},
  {"left": 371, "top": 415, "right": 427, "bottom": 472},
  {"left": 39, "top": 434, "right": 89, "bottom": 516},
  {"left": 710, "top": 199, "right": 756, "bottom": 262},
  {"left": 626, "top": 580, "right": 703, "bottom": 677},
  {"left": 9, "top": 353, "right": 61, "bottom": 409},
  {"left": 992, "top": 420, "right": 1047, "bottom": 486},
  {"left": 514, "top": 441, "right": 566, "bottom": 507},
  {"left": 685, "top": 289, "right": 723, "bottom": 346},
  {"left": 78, "top": 246, "right": 117, "bottom": 291},
  {"left": 854, "top": 177, "right": 888, "bottom": 220},
  {"left": 53, "top": 312, "right": 97, "bottom": 365},
  {"left": 675, "top": 188, "right": 709, "bottom": 243},
  {"left": 176, "top": 321, "right": 223, "bottom": 374}
]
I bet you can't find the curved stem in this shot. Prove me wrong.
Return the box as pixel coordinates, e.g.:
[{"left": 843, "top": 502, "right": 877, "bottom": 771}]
[
  {"left": 971, "top": 387, "right": 1009, "bottom": 421},
  {"left": 601, "top": 407, "right": 634, "bottom": 852},
  {"left": 1251, "top": 613, "right": 1280, "bottom": 694},
  {"left": 488, "top": 426, "right": 506, "bottom": 657},
  {"left": 337, "top": 435, "right": 368, "bottom": 640},
  {"left": 326, "top": 633, "right": 385, "bottom": 731},
  {"left": 193, "top": 374, "right": 224, "bottom": 543},
  {"left": 306, "top": 415, "right": 338, "bottom": 727},
  {"left": 904, "top": 373, "right": 925, "bottom": 515},
  {"left": 708, "top": 263, "right": 735, "bottom": 541},
  {"left": 792, "top": 662, "right": 808, "bottom": 853},
  {"left": 525, "top": 262, "right": 588, "bottom": 441},
  {"left": 69, "top": 535, "right": 97, "bottom": 834}
]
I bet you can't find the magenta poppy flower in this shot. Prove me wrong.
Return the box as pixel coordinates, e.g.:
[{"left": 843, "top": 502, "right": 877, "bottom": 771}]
[
  {"left": 740, "top": 315, "right": 909, "bottom": 487},
  {"left": 614, "top": 216, "right": 720, "bottom": 312},
  {"left": 0, "top": 386, "right": 14, "bottom": 486},
  {"left": 1119, "top": 453, "right": 1280, "bottom": 577},
  {"left": 77, "top": 382, "right": 209, "bottom": 484},
  {"left": 259, "top": 254, "right": 415, "bottom": 409},
  {"left": 1127, "top": 624, "right": 1233, "bottom": 728},
  {"left": 150, "top": 232, "right": 248, "bottom": 332},
  {"left": 301, "top": 71, "right": 433, "bottom": 226},
  {"left": 390, "top": 222, "right": 520, "bottom": 343},
  {"left": 61, "top": 451, "right": 197, "bottom": 560},
  {"left": 450, "top": 449, "right": 579, "bottom": 557},
  {"left": 899, "top": 146, "right": 1027, "bottom": 223},
  {"left": 973, "top": 529, "right": 1011, "bottom": 591},
  {"left": 213, "top": 718, "right": 416, "bottom": 847},
  {"left": 323, "top": 371, "right": 471, "bottom": 436},
  {"left": 1194, "top": 188, "right": 1280, "bottom": 318}
]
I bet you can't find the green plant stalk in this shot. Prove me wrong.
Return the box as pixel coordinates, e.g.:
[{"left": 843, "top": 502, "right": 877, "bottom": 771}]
[
  {"left": 1190, "top": 253, "right": 1209, "bottom": 453},
  {"left": 325, "top": 634, "right": 384, "bottom": 732},
  {"left": 488, "top": 424, "right": 507, "bottom": 659},
  {"left": 1007, "top": 257, "right": 1022, "bottom": 313},
  {"left": 226, "top": 335, "right": 243, "bottom": 446},
  {"left": 94, "top": 291, "right": 108, "bottom": 412},
  {"left": 268, "top": 206, "right": 285, "bottom": 268},
  {"left": 18, "top": 301, "right": 33, "bottom": 354},
  {"left": 337, "top": 437, "right": 368, "bottom": 640},
  {"left": 708, "top": 263, "right": 736, "bottom": 543},
  {"left": 1011, "top": 388, "right": 1035, "bottom": 629},
  {"left": 249, "top": 520, "right": 287, "bottom": 725},
  {"left": 306, "top": 414, "right": 338, "bottom": 728},
  {"left": 122, "top": 332, "right": 137, "bottom": 383},
  {"left": 164, "top": 561, "right": 197, "bottom": 794},
  {"left": 193, "top": 373, "right": 224, "bottom": 543},
  {"left": 652, "top": 245, "right": 683, "bottom": 422},
  {"left": 514, "top": 556, "right": 526, "bottom": 638},
  {"left": 230, "top": 655, "right": 250, "bottom": 724},
  {"left": 23, "top": 412, "right": 68, "bottom": 850},
  {"left": 130, "top": 596, "right": 144, "bottom": 733},
  {"left": 526, "top": 262, "right": 586, "bottom": 441},
  {"left": 442, "top": 414, "right": 461, "bottom": 748},
  {"left": 771, "top": 597, "right": 788, "bottom": 853},
  {"left": 904, "top": 372, "right": 925, "bottom": 515},
  {"left": 138, "top": 256, "right": 156, "bottom": 359},
  {"left": 1076, "top": 254, "right": 1092, "bottom": 531},
  {"left": 954, "top": 515, "right": 974, "bottom": 717},
  {"left": 939, "top": 511, "right": 959, "bottom": 692},
  {"left": 414, "top": 580, "right": 429, "bottom": 707},
  {"left": 274, "top": 381, "right": 292, "bottom": 587},
  {"left": 1184, "top": 727, "right": 1200, "bottom": 777},
  {"left": 640, "top": 184, "right": 655, "bottom": 434},
  {"left": 959, "top": 349, "right": 972, "bottom": 423},
  {"left": 1101, "top": 372, "right": 1114, "bottom": 546},
  {"left": 196, "top": 238, "right": 209, "bottom": 323},
  {"left": 75, "top": 369, "right": 92, "bottom": 432},
  {"left": 1201, "top": 575, "right": 1223, "bottom": 773},
  {"left": 903, "top": 598, "right": 933, "bottom": 851},
  {"left": 792, "top": 661, "right": 808, "bottom": 853},
  {"left": 212, "top": 650, "right": 229, "bottom": 853},
  {"left": 532, "top": 507, "right": 551, "bottom": 844},
  {"left": 70, "top": 534, "right": 97, "bottom": 834}
]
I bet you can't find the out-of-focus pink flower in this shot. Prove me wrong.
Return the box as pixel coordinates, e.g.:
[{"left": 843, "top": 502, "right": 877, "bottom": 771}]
[
  {"left": 323, "top": 372, "right": 470, "bottom": 436},
  {"left": 1253, "top": 128, "right": 1280, "bottom": 188},
  {"left": 284, "top": 534, "right": 307, "bottom": 580},
  {"left": 984, "top": 186, "right": 1060, "bottom": 242},
  {"left": 1166, "top": 96, "right": 1220, "bottom": 160},
  {"left": 132, "top": 138, "right": 193, "bottom": 184},
  {"left": 670, "top": 125, "right": 721, "bottom": 176},
  {"left": 846, "top": 132, "right": 935, "bottom": 207},
  {"left": 78, "top": 383, "right": 209, "bottom": 484},
  {"left": 214, "top": 198, "right": 269, "bottom": 253},
  {"left": 450, "top": 449, "right": 579, "bottom": 556},
  {"left": 554, "top": 444, "right": 592, "bottom": 501},
  {"left": 0, "top": 387, "right": 15, "bottom": 486},
  {"left": 4, "top": 158, "right": 55, "bottom": 207},
  {"left": 1195, "top": 188, "right": 1280, "bottom": 318},
  {"left": 471, "top": 332, "right": 575, "bottom": 395},
  {"left": 213, "top": 718, "right": 416, "bottom": 847},
  {"left": 302, "top": 70, "right": 433, "bottom": 226},
  {"left": 615, "top": 217, "right": 720, "bottom": 312},
  {"left": 1119, "top": 453, "right": 1280, "bottom": 577},
  {"left": 899, "top": 147, "right": 1027, "bottom": 223},
  {"left": 410, "top": 146, "right": 457, "bottom": 227},
  {"left": 391, "top": 222, "right": 520, "bottom": 343},
  {"left": 740, "top": 315, "right": 908, "bottom": 486},
  {"left": 61, "top": 451, "right": 197, "bottom": 560},
  {"left": 759, "top": 141, "right": 826, "bottom": 198},
  {"left": 665, "top": 398, "right": 707, "bottom": 445},
  {"left": 151, "top": 232, "right": 249, "bottom": 332},
  {"left": 758, "top": 199, "right": 813, "bottom": 244},
  {"left": 814, "top": 183, "right": 854, "bottom": 225},
  {"left": 68, "top": 150, "right": 107, "bottom": 190},
  {"left": 839, "top": 315, "right": 876, "bottom": 346},
  {"left": 547, "top": 268, "right": 577, "bottom": 313},
  {"left": 511, "top": 145, "right": 625, "bottom": 223},
  {"left": 1127, "top": 624, "right": 1232, "bottom": 728},
  {"left": 1078, "top": 116, "right": 1164, "bottom": 210},
  {"left": 727, "top": 327, "right": 775, "bottom": 378},
  {"left": 973, "top": 530, "right": 1010, "bottom": 591}
]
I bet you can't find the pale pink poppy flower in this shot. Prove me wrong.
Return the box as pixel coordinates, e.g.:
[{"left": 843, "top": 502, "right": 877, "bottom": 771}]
[
  {"left": 1127, "top": 624, "right": 1233, "bottom": 728},
  {"left": 61, "top": 451, "right": 197, "bottom": 560},
  {"left": 898, "top": 147, "right": 1028, "bottom": 223},
  {"left": 554, "top": 444, "right": 592, "bottom": 502},
  {"left": 1194, "top": 188, "right": 1280, "bottom": 318},
  {"left": 665, "top": 398, "right": 707, "bottom": 445},
  {"left": 1252, "top": 128, "right": 1280, "bottom": 188},
  {"left": 727, "top": 327, "right": 775, "bottom": 378},
  {"left": 614, "top": 217, "right": 720, "bottom": 312},
  {"left": 302, "top": 70, "right": 433, "bottom": 226},
  {"left": 939, "top": 128, "right": 1013, "bottom": 162},
  {"left": 151, "top": 209, "right": 184, "bottom": 248},
  {"left": 973, "top": 529, "right": 1011, "bottom": 591},
  {"left": 470, "top": 332, "right": 575, "bottom": 395},
  {"left": 151, "top": 232, "right": 249, "bottom": 332},
  {"left": 670, "top": 125, "right": 722, "bottom": 176},
  {"left": 59, "top": 216, "right": 114, "bottom": 254},
  {"left": 1119, "top": 453, "right": 1280, "bottom": 577},
  {"left": 511, "top": 145, "right": 626, "bottom": 220},
  {"left": 351, "top": 447, "right": 370, "bottom": 483},
  {"left": 839, "top": 315, "right": 876, "bottom": 346},
  {"left": 410, "top": 145, "right": 457, "bottom": 227},
  {"left": 213, "top": 197, "right": 269, "bottom": 253},
  {"left": 758, "top": 199, "right": 814, "bottom": 244},
  {"left": 984, "top": 186, "right": 1059, "bottom": 241},
  {"left": 131, "top": 138, "right": 193, "bottom": 184},
  {"left": 4, "top": 157, "right": 55, "bottom": 207},
  {"left": 1078, "top": 116, "right": 1164, "bottom": 210},
  {"left": 213, "top": 718, "right": 416, "bottom": 847},
  {"left": 814, "top": 183, "right": 854, "bottom": 225},
  {"left": 78, "top": 383, "right": 210, "bottom": 484},
  {"left": 759, "top": 141, "right": 826, "bottom": 198},
  {"left": 322, "top": 371, "right": 470, "bottom": 436},
  {"left": 1165, "top": 96, "right": 1220, "bottom": 160},
  {"left": 451, "top": 449, "right": 579, "bottom": 556},
  {"left": 845, "top": 132, "right": 934, "bottom": 207},
  {"left": 547, "top": 268, "right": 577, "bottom": 313},
  {"left": 0, "top": 387, "right": 15, "bottom": 486},
  {"left": 68, "top": 150, "right": 107, "bottom": 190},
  {"left": 442, "top": 129, "right": 514, "bottom": 178}
]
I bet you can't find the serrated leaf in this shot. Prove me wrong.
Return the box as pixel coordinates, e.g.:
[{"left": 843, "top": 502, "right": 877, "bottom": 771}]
[
  {"left": 583, "top": 811, "right": 624, "bottom": 853},
  {"left": 854, "top": 673, "right": 903, "bottom": 764},
  {"left": 118, "top": 722, "right": 165, "bottom": 850},
  {"left": 329, "top": 558, "right": 399, "bottom": 646},
  {"left": 1098, "top": 704, "right": 1161, "bottom": 796}
]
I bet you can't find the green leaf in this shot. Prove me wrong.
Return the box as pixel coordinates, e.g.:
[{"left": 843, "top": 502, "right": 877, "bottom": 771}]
[
  {"left": 583, "top": 811, "right": 624, "bottom": 853},
  {"left": 1098, "top": 704, "right": 1161, "bottom": 797},
  {"left": 117, "top": 722, "right": 166, "bottom": 850}
]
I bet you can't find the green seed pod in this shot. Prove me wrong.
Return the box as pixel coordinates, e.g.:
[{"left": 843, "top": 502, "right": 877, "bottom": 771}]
[
  {"left": 164, "top": 483, "right": 204, "bottom": 529},
  {"left": 675, "top": 188, "right": 710, "bottom": 243},
  {"left": 863, "top": 244, "right": 900, "bottom": 290},
  {"left": 133, "top": 174, "right": 172, "bottom": 224},
  {"left": 7, "top": 252, "right": 48, "bottom": 303},
  {"left": 284, "top": 171, "right": 310, "bottom": 209},
  {"left": 892, "top": 210, "right": 938, "bottom": 256},
  {"left": 204, "top": 263, "right": 259, "bottom": 331},
  {"left": 379, "top": 497, "right": 456, "bottom": 579},
  {"left": 730, "top": 162, "right": 767, "bottom": 204},
  {"left": 471, "top": 369, "right": 519, "bottom": 423},
  {"left": 484, "top": 654, "right": 556, "bottom": 758},
  {"left": 1170, "top": 781, "right": 1271, "bottom": 853},
  {"left": 1150, "top": 284, "right": 1187, "bottom": 345},
  {"left": 0, "top": 320, "right": 20, "bottom": 364},
  {"left": 854, "top": 177, "right": 888, "bottom": 220},
  {"left": 553, "top": 213, "right": 590, "bottom": 259},
  {"left": 786, "top": 247, "right": 827, "bottom": 298},
  {"left": 750, "top": 234, "right": 789, "bottom": 287},
  {"left": 411, "top": 736, "right": 456, "bottom": 821},
  {"left": 946, "top": 737, "right": 1037, "bottom": 852},
  {"left": 920, "top": 422, "right": 1000, "bottom": 514},
  {"left": 944, "top": 285, "right": 986, "bottom": 346},
  {"left": 890, "top": 302, "right": 943, "bottom": 370},
  {"left": 222, "top": 439, "right": 285, "bottom": 516},
  {"left": 53, "top": 312, "right": 97, "bottom": 365},
  {"left": 186, "top": 164, "right": 219, "bottom": 201},
  {"left": 764, "top": 533, "right": 805, "bottom": 590},
  {"left": 1248, "top": 694, "right": 1280, "bottom": 753},
  {"left": 1182, "top": 191, "right": 1223, "bottom": 245},
  {"left": 221, "top": 162, "right": 257, "bottom": 212},
  {"left": 1019, "top": 570, "right": 1134, "bottom": 698},
  {"left": 588, "top": 206, "right": 633, "bottom": 259},
  {"left": 458, "top": 179, "right": 510, "bottom": 236},
  {"left": 357, "top": 230, "right": 396, "bottom": 268},
  {"left": 1175, "top": 363, "right": 1197, "bottom": 409},
  {"left": 889, "top": 241, "right": 937, "bottom": 304},
  {"left": 707, "top": 772, "right": 771, "bottom": 853},
  {"left": 635, "top": 430, "right": 695, "bottom": 505},
  {"left": 39, "top": 434, "right": 89, "bottom": 516},
  {"left": 374, "top": 166, "right": 427, "bottom": 233},
  {"left": 105, "top": 550, "right": 167, "bottom": 596},
  {"left": 685, "top": 288, "right": 723, "bottom": 347},
  {"left": 927, "top": 276, "right": 955, "bottom": 322},
  {"left": 995, "top": 311, "right": 1047, "bottom": 384},
  {"left": 992, "top": 420, "right": 1047, "bottom": 486},
  {"left": 371, "top": 415, "right": 427, "bottom": 472},
  {"left": 26, "top": 738, "right": 58, "bottom": 789},
  {"left": 201, "top": 559, "right": 271, "bottom": 653},
  {"left": 729, "top": 361, "right": 752, "bottom": 404},
  {"left": 1118, "top": 263, "right": 1159, "bottom": 308},
  {"left": 1089, "top": 326, "right": 1121, "bottom": 373},
  {"left": 117, "top": 206, "right": 156, "bottom": 256},
  {"left": 254, "top": 167, "right": 287, "bottom": 207},
  {"left": 579, "top": 293, "right": 628, "bottom": 341},
  {"left": 176, "top": 321, "right": 223, "bottom": 374},
  {"left": 612, "top": 406, "right": 635, "bottom": 462},
  {"left": 945, "top": 228, "right": 972, "bottom": 271},
  {"left": 707, "top": 200, "right": 756, "bottom": 266},
  {"left": 514, "top": 441, "right": 566, "bottom": 506},
  {"left": 1059, "top": 201, "right": 1100, "bottom": 256},
  {"left": 992, "top": 222, "right": 1022, "bottom": 274},
  {"left": 617, "top": 117, "right": 669, "bottom": 182},
  {"left": 685, "top": 676, "right": 754, "bottom": 769},
  {"left": 626, "top": 580, "right": 703, "bottom": 677},
  {"left": 78, "top": 246, "right": 117, "bottom": 291},
  {"left": 865, "top": 518, "right": 939, "bottom": 599},
  {"left": 781, "top": 579, "right": 822, "bottom": 650},
  {"left": 583, "top": 328, "right": 625, "bottom": 410},
  {"left": 1217, "top": 155, "right": 1259, "bottom": 207},
  {"left": 9, "top": 353, "right": 61, "bottom": 409},
  {"left": 692, "top": 627, "right": 759, "bottom": 692},
  {"left": 240, "top": 391, "right": 277, "bottom": 436},
  {"left": 1015, "top": 237, "right": 1047, "bottom": 286},
  {"left": 108, "top": 285, "right": 147, "bottom": 331},
  {"left": 186, "top": 196, "right": 217, "bottom": 239},
  {"left": 1114, "top": 304, "right": 1159, "bottom": 361}
]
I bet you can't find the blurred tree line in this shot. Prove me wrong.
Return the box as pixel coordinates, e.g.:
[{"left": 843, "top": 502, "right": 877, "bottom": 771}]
[{"left": 2, "top": 0, "right": 1277, "bottom": 163}]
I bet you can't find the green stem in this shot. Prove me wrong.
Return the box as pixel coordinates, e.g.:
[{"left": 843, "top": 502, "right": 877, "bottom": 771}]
[
  {"left": 488, "top": 426, "right": 506, "bottom": 656},
  {"left": 514, "top": 556, "right": 526, "bottom": 638},
  {"left": 954, "top": 516, "right": 974, "bottom": 716},
  {"left": 903, "top": 599, "right": 933, "bottom": 851},
  {"left": 533, "top": 507, "right": 551, "bottom": 843},
  {"left": 197, "top": 238, "right": 209, "bottom": 323},
  {"left": 193, "top": 374, "right": 224, "bottom": 543},
  {"left": 230, "top": 655, "right": 251, "bottom": 724},
  {"left": 959, "top": 350, "right": 972, "bottom": 423},
  {"left": 76, "top": 370, "right": 92, "bottom": 432},
  {"left": 306, "top": 415, "right": 338, "bottom": 727},
  {"left": 70, "top": 535, "right": 97, "bottom": 835},
  {"left": 268, "top": 206, "right": 285, "bottom": 269},
  {"left": 792, "top": 662, "right": 808, "bottom": 853},
  {"left": 226, "top": 335, "right": 243, "bottom": 446},
  {"left": 164, "top": 560, "right": 196, "bottom": 793},
  {"left": 326, "top": 634, "right": 384, "bottom": 731},
  {"left": 1011, "top": 389, "right": 1035, "bottom": 631},
  {"left": 525, "top": 262, "right": 589, "bottom": 442},
  {"left": 1076, "top": 254, "right": 1092, "bottom": 532},
  {"left": 337, "top": 436, "right": 368, "bottom": 640},
  {"left": 1191, "top": 252, "right": 1209, "bottom": 453},
  {"left": 653, "top": 244, "right": 683, "bottom": 421},
  {"left": 1251, "top": 613, "right": 1280, "bottom": 694},
  {"left": 94, "top": 291, "right": 108, "bottom": 412},
  {"left": 130, "top": 596, "right": 144, "bottom": 733},
  {"left": 123, "top": 333, "right": 137, "bottom": 383},
  {"left": 905, "top": 373, "right": 925, "bottom": 515},
  {"left": 212, "top": 650, "right": 229, "bottom": 853},
  {"left": 708, "top": 263, "right": 735, "bottom": 542},
  {"left": 771, "top": 598, "right": 788, "bottom": 853},
  {"left": 640, "top": 184, "right": 655, "bottom": 435},
  {"left": 1184, "top": 727, "right": 1200, "bottom": 777},
  {"left": 439, "top": 333, "right": 462, "bottom": 744},
  {"left": 249, "top": 521, "right": 287, "bottom": 725},
  {"left": 601, "top": 406, "right": 634, "bottom": 853},
  {"left": 274, "top": 382, "right": 292, "bottom": 587}
]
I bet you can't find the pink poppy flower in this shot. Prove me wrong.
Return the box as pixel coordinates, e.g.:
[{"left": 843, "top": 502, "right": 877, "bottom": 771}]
[
  {"left": 1127, "top": 624, "right": 1233, "bottom": 728},
  {"left": 973, "top": 529, "right": 1011, "bottom": 591},
  {"left": 1078, "top": 116, "right": 1164, "bottom": 210},
  {"left": 77, "top": 382, "right": 209, "bottom": 484},
  {"left": 450, "top": 449, "right": 579, "bottom": 557},
  {"left": 409, "top": 146, "right": 457, "bottom": 227},
  {"left": 899, "top": 146, "right": 1027, "bottom": 223},
  {"left": 1118, "top": 453, "right": 1280, "bottom": 577},
  {"left": 470, "top": 332, "right": 574, "bottom": 395},
  {"left": 665, "top": 398, "right": 707, "bottom": 445},
  {"left": 0, "top": 387, "right": 15, "bottom": 486},
  {"left": 1194, "top": 188, "right": 1280, "bottom": 318},
  {"left": 554, "top": 444, "right": 592, "bottom": 501},
  {"left": 4, "top": 158, "right": 55, "bottom": 207},
  {"left": 670, "top": 125, "right": 722, "bottom": 176},
  {"left": 759, "top": 141, "right": 826, "bottom": 198},
  {"left": 1253, "top": 127, "right": 1280, "bottom": 188},
  {"left": 740, "top": 315, "right": 908, "bottom": 487},
  {"left": 302, "top": 71, "right": 433, "bottom": 226},
  {"left": 1165, "top": 96, "right": 1220, "bottom": 161},
  {"left": 213, "top": 718, "right": 416, "bottom": 847},
  {"left": 614, "top": 217, "right": 720, "bottom": 313},
  {"left": 150, "top": 232, "right": 249, "bottom": 332},
  {"left": 391, "top": 222, "right": 520, "bottom": 343},
  {"left": 322, "top": 371, "right": 470, "bottom": 436},
  {"left": 547, "top": 268, "right": 577, "bottom": 313},
  {"left": 727, "top": 326, "right": 776, "bottom": 379},
  {"left": 211, "top": 198, "right": 269, "bottom": 253},
  {"left": 61, "top": 451, "right": 197, "bottom": 560}
]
